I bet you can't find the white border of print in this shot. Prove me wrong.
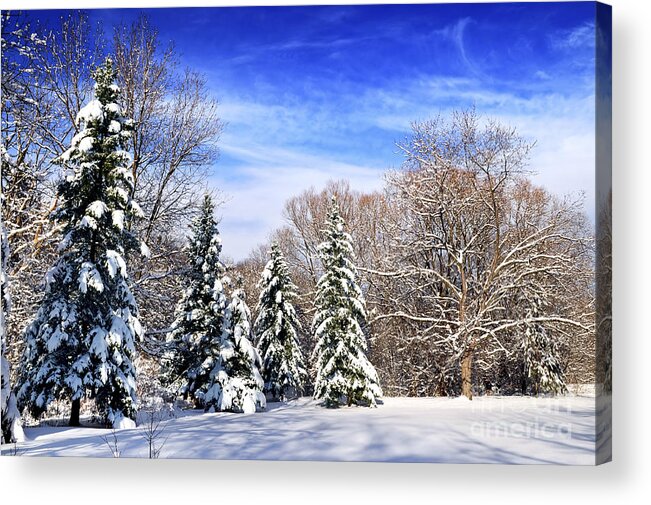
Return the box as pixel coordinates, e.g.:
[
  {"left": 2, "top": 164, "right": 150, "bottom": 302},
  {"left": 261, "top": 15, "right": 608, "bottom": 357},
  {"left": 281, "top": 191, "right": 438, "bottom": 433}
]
[{"left": 0, "top": 1, "right": 647, "bottom": 504}]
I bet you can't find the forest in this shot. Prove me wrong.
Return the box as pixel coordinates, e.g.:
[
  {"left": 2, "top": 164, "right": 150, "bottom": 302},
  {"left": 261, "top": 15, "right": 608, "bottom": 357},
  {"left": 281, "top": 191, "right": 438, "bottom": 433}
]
[{"left": 1, "top": 11, "right": 598, "bottom": 442}]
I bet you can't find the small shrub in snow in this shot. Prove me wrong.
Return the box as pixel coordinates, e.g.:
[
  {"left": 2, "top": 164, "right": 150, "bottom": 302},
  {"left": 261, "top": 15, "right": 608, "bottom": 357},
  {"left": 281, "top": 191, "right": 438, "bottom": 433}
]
[{"left": 138, "top": 407, "right": 167, "bottom": 459}]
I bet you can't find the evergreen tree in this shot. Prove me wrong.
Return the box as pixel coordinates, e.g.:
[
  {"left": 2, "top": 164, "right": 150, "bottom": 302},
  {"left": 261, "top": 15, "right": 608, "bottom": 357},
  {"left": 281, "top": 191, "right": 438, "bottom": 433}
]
[
  {"left": 17, "top": 58, "right": 147, "bottom": 428},
  {"left": 523, "top": 297, "right": 567, "bottom": 395},
  {"left": 162, "top": 194, "right": 228, "bottom": 406},
  {"left": 312, "top": 197, "right": 382, "bottom": 408},
  {"left": 204, "top": 288, "right": 266, "bottom": 413},
  {"left": 1, "top": 219, "right": 24, "bottom": 443},
  {"left": 254, "top": 242, "right": 306, "bottom": 400}
]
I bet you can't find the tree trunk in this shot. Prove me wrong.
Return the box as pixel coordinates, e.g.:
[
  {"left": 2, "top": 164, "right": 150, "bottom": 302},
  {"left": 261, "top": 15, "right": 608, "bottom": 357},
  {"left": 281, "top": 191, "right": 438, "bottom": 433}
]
[
  {"left": 521, "top": 362, "right": 528, "bottom": 395},
  {"left": 461, "top": 350, "right": 473, "bottom": 400},
  {"left": 69, "top": 398, "right": 81, "bottom": 426}
]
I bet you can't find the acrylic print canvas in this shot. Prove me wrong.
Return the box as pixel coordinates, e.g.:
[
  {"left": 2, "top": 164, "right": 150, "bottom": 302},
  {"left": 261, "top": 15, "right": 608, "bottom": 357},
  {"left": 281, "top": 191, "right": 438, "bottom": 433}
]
[{"left": 0, "top": 2, "right": 611, "bottom": 464}]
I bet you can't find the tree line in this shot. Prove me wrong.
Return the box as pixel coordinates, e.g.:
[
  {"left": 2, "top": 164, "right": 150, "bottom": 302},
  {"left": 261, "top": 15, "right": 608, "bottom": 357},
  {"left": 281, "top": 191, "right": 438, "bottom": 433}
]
[
  {"left": 239, "top": 114, "right": 595, "bottom": 400},
  {"left": 3, "top": 56, "right": 381, "bottom": 435}
]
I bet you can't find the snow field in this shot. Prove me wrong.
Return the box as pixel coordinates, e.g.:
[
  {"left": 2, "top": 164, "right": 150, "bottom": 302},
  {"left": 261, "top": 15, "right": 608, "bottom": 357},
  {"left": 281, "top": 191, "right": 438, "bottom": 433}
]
[{"left": 4, "top": 395, "right": 598, "bottom": 464}]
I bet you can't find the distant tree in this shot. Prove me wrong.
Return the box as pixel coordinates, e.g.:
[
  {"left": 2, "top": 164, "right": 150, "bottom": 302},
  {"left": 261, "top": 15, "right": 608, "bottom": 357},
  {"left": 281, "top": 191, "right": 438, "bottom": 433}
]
[
  {"left": 254, "top": 242, "right": 307, "bottom": 401},
  {"left": 312, "top": 197, "right": 382, "bottom": 407},
  {"left": 204, "top": 288, "right": 266, "bottom": 413},
  {"left": 271, "top": 181, "right": 443, "bottom": 397},
  {"left": 522, "top": 297, "right": 567, "bottom": 395},
  {"left": 596, "top": 192, "right": 612, "bottom": 394},
  {"left": 383, "top": 110, "right": 593, "bottom": 399},
  {"left": 162, "top": 194, "right": 228, "bottom": 407},
  {"left": 17, "top": 58, "right": 147, "bottom": 428}
]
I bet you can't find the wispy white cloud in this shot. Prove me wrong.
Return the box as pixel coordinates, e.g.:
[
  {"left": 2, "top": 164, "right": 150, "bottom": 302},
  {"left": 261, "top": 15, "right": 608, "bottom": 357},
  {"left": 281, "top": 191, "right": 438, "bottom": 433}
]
[
  {"left": 357, "top": 79, "right": 596, "bottom": 218},
  {"left": 435, "top": 17, "right": 484, "bottom": 78},
  {"left": 220, "top": 34, "right": 377, "bottom": 67},
  {"left": 550, "top": 21, "right": 596, "bottom": 51},
  {"left": 211, "top": 65, "right": 595, "bottom": 261},
  {"left": 212, "top": 141, "right": 385, "bottom": 260}
]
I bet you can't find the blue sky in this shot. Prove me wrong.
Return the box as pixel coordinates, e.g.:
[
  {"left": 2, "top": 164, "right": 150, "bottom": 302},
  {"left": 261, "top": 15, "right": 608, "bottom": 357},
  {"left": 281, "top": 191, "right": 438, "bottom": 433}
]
[{"left": 31, "top": 3, "right": 599, "bottom": 260}]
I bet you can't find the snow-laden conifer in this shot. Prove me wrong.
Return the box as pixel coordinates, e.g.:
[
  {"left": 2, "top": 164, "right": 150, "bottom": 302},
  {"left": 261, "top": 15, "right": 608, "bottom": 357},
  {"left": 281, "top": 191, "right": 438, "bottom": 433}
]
[
  {"left": 204, "top": 288, "right": 266, "bottom": 413},
  {"left": 17, "top": 58, "right": 147, "bottom": 428},
  {"left": 312, "top": 197, "right": 382, "bottom": 407},
  {"left": 254, "top": 243, "right": 306, "bottom": 400},
  {"left": 162, "top": 194, "right": 228, "bottom": 406},
  {"left": 522, "top": 297, "right": 567, "bottom": 395},
  {"left": 1, "top": 219, "right": 24, "bottom": 443}
]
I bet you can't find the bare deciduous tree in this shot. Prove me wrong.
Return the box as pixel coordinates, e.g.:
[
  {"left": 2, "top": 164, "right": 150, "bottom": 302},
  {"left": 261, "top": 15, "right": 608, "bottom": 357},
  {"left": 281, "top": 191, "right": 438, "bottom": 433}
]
[
  {"left": 375, "top": 110, "right": 594, "bottom": 398},
  {"left": 113, "top": 16, "right": 223, "bottom": 243}
]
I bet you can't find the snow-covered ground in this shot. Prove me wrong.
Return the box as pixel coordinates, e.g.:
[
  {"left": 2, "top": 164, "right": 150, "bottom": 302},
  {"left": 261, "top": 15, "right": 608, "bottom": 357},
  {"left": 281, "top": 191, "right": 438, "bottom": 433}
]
[{"left": 1, "top": 395, "right": 598, "bottom": 464}]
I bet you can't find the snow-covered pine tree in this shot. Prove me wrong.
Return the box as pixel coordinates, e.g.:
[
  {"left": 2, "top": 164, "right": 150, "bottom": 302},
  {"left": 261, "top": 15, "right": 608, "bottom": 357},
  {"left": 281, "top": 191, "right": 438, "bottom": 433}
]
[
  {"left": 204, "top": 288, "right": 266, "bottom": 413},
  {"left": 254, "top": 242, "right": 306, "bottom": 401},
  {"left": 162, "top": 194, "right": 228, "bottom": 407},
  {"left": 312, "top": 197, "right": 382, "bottom": 408},
  {"left": 17, "top": 58, "right": 147, "bottom": 428},
  {"left": 1, "top": 218, "right": 24, "bottom": 443},
  {"left": 523, "top": 296, "right": 567, "bottom": 395}
]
